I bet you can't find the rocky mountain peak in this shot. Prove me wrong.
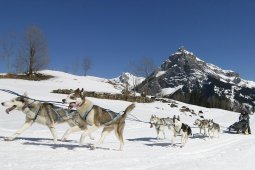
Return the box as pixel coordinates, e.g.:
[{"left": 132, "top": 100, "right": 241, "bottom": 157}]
[
  {"left": 160, "top": 48, "right": 242, "bottom": 85},
  {"left": 136, "top": 48, "right": 255, "bottom": 113}
]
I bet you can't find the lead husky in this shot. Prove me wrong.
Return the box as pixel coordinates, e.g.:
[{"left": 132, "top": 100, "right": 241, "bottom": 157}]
[
  {"left": 149, "top": 115, "right": 173, "bottom": 140},
  {"left": 194, "top": 119, "right": 209, "bottom": 136},
  {"left": 1, "top": 93, "right": 93, "bottom": 143},
  {"left": 62, "top": 88, "right": 136, "bottom": 151},
  {"left": 172, "top": 115, "right": 192, "bottom": 147},
  {"left": 208, "top": 119, "right": 220, "bottom": 138}
]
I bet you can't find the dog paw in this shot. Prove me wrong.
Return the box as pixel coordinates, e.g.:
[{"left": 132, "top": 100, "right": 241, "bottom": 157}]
[
  {"left": 4, "top": 137, "right": 14, "bottom": 141},
  {"left": 89, "top": 136, "right": 95, "bottom": 140},
  {"left": 89, "top": 144, "right": 96, "bottom": 150},
  {"left": 61, "top": 138, "right": 66, "bottom": 142}
]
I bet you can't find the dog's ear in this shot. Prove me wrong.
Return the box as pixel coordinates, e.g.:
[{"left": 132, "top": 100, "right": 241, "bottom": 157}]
[
  {"left": 82, "top": 91, "right": 86, "bottom": 99},
  {"left": 23, "top": 97, "right": 29, "bottom": 104},
  {"left": 173, "top": 115, "right": 176, "bottom": 119},
  {"left": 81, "top": 88, "right": 84, "bottom": 93},
  {"left": 177, "top": 115, "right": 180, "bottom": 121},
  {"left": 74, "top": 88, "right": 80, "bottom": 93}
]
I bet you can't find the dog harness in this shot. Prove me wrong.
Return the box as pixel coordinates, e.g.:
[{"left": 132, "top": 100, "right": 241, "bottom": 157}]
[
  {"left": 31, "top": 104, "right": 42, "bottom": 122},
  {"left": 81, "top": 104, "right": 94, "bottom": 121},
  {"left": 152, "top": 119, "right": 165, "bottom": 126},
  {"left": 103, "top": 111, "right": 122, "bottom": 126},
  {"left": 80, "top": 104, "right": 122, "bottom": 126},
  {"left": 51, "top": 107, "right": 74, "bottom": 121}
]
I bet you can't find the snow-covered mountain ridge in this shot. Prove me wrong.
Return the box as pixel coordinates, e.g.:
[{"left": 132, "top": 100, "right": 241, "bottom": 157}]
[{"left": 109, "top": 72, "right": 145, "bottom": 90}]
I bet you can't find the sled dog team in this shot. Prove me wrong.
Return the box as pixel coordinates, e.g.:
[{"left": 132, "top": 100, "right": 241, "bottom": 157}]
[
  {"left": 150, "top": 115, "right": 192, "bottom": 147},
  {"left": 0, "top": 88, "right": 242, "bottom": 149},
  {"left": 149, "top": 115, "right": 220, "bottom": 147},
  {"left": 1, "top": 88, "right": 135, "bottom": 150}
]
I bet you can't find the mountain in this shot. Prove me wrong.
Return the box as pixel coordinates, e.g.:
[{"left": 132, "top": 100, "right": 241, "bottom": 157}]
[
  {"left": 136, "top": 47, "right": 255, "bottom": 113},
  {"left": 109, "top": 72, "right": 145, "bottom": 91}
]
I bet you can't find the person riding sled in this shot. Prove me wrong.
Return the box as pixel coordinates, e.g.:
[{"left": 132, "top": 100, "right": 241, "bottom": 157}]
[{"left": 239, "top": 111, "right": 251, "bottom": 134}]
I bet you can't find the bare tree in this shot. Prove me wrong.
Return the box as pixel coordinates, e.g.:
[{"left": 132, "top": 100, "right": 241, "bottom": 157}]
[
  {"left": 130, "top": 57, "right": 156, "bottom": 95},
  {"left": 16, "top": 26, "right": 49, "bottom": 76},
  {"left": 0, "top": 31, "right": 16, "bottom": 72},
  {"left": 132, "top": 57, "right": 156, "bottom": 77},
  {"left": 82, "top": 57, "right": 92, "bottom": 76}
]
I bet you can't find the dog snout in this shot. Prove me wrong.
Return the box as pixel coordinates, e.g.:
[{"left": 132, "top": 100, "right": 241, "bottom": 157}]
[
  {"left": 62, "top": 99, "right": 66, "bottom": 103},
  {"left": 1, "top": 102, "right": 4, "bottom": 106}
]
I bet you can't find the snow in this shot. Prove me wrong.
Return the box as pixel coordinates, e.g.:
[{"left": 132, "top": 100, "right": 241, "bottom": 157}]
[
  {"left": 155, "top": 71, "right": 166, "bottom": 77},
  {"left": 159, "top": 85, "right": 183, "bottom": 96},
  {"left": 2, "top": 70, "right": 121, "bottom": 95},
  {"left": 1, "top": 70, "right": 255, "bottom": 170},
  {"left": 238, "top": 79, "right": 255, "bottom": 89},
  {"left": 207, "top": 63, "right": 235, "bottom": 74},
  {"left": 110, "top": 72, "right": 145, "bottom": 90},
  {"left": 205, "top": 63, "right": 255, "bottom": 88}
]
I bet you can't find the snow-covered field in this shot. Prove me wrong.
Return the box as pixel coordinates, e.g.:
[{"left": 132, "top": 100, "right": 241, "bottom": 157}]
[{"left": 1, "top": 70, "right": 255, "bottom": 170}]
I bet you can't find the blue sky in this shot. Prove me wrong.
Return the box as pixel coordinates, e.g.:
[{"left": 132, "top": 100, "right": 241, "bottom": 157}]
[{"left": 0, "top": 0, "right": 255, "bottom": 80}]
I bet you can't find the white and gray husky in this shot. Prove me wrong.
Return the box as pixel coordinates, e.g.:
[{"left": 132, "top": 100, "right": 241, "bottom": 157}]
[
  {"left": 172, "top": 115, "right": 192, "bottom": 147},
  {"left": 62, "top": 88, "right": 136, "bottom": 151},
  {"left": 208, "top": 119, "right": 220, "bottom": 138},
  {"left": 1, "top": 93, "right": 93, "bottom": 143},
  {"left": 194, "top": 119, "right": 209, "bottom": 136},
  {"left": 149, "top": 114, "right": 173, "bottom": 140}
]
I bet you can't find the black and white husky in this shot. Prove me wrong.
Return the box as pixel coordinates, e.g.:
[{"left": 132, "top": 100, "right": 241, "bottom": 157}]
[
  {"left": 208, "top": 119, "right": 220, "bottom": 138},
  {"left": 172, "top": 115, "right": 192, "bottom": 147},
  {"left": 149, "top": 114, "right": 173, "bottom": 140}
]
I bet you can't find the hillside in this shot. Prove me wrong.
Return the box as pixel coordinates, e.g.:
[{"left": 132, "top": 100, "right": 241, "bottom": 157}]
[{"left": 1, "top": 70, "right": 255, "bottom": 170}]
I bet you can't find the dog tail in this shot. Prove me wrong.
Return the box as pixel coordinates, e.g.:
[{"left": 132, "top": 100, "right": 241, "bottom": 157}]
[{"left": 121, "top": 103, "right": 136, "bottom": 120}]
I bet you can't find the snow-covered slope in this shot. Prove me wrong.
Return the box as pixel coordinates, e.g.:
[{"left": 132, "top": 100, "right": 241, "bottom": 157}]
[
  {"left": 0, "top": 70, "right": 122, "bottom": 95},
  {"left": 1, "top": 71, "right": 255, "bottom": 170}
]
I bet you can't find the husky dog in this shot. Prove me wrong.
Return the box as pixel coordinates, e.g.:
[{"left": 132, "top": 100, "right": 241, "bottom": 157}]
[
  {"left": 208, "top": 119, "right": 220, "bottom": 138},
  {"left": 172, "top": 115, "right": 192, "bottom": 147},
  {"left": 62, "top": 88, "right": 136, "bottom": 151},
  {"left": 1, "top": 93, "right": 93, "bottom": 143},
  {"left": 149, "top": 115, "right": 173, "bottom": 140},
  {"left": 193, "top": 119, "right": 209, "bottom": 136}
]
